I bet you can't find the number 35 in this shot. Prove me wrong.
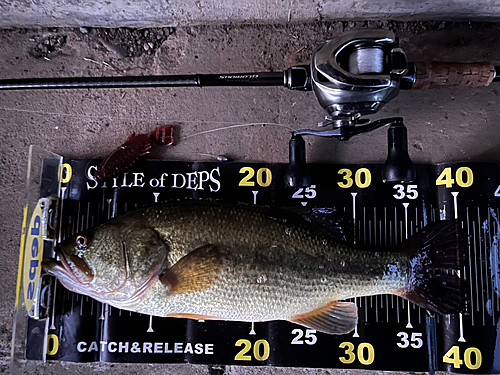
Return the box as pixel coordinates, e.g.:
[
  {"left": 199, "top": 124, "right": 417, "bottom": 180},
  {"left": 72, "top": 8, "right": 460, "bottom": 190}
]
[
  {"left": 397, "top": 332, "right": 423, "bottom": 348},
  {"left": 393, "top": 184, "right": 418, "bottom": 200}
]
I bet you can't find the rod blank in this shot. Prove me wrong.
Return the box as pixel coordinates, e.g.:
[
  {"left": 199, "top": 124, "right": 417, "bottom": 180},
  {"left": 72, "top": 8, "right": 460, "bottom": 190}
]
[{"left": 0, "top": 72, "right": 285, "bottom": 90}]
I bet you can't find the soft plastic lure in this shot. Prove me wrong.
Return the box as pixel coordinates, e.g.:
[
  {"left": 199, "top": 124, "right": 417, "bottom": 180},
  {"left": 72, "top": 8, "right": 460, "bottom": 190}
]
[{"left": 93, "top": 125, "right": 174, "bottom": 184}]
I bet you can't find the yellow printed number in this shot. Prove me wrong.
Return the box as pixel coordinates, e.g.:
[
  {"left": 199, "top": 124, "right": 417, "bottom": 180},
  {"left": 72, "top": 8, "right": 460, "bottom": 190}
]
[
  {"left": 61, "top": 163, "right": 72, "bottom": 184},
  {"left": 464, "top": 348, "right": 482, "bottom": 370},
  {"left": 338, "top": 169, "right": 353, "bottom": 188},
  {"left": 456, "top": 167, "right": 473, "bottom": 187},
  {"left": 239, "top": 167, "right": 255, "bottom": 186},
  {"left": 239, "top": 167, "right": 272, "bottom": 187},
  {"left": 338, "top": 168, "right": 371, "bottom": 189},
  {"left": 339, "top": 342, "right": 374, "bottom": 365},
  {"left": 339, "top": 342, "right": 356, "bottom": 364},
  {"left": 47, "top": 334, "right": 59, "bottom": 356},
  {"left": 358, "top": 343, "right": 375, "bottom": 365},
  {"left": 253, "top": 340, "right": 270, "bottom": 361},
  {"left": 235, "top": 339, "right": 270, "bottom": 361},
  {"left": 235, "top": 339, "right": 252, "bottom": 361},
  {"left": 436, "top": 167, "right": 473, "bottom": 188},
  {"left": 256, "top": 168, "right": 272, "bottom": 187},
  {"left": 443, "top": 346, "right": 481, "bottom": 370}
]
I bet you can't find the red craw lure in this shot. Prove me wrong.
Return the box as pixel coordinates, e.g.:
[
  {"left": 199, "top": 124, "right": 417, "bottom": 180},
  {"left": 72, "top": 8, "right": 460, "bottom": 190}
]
[{"left": 93, "top": 125, "right": 174, "bottom": 184}]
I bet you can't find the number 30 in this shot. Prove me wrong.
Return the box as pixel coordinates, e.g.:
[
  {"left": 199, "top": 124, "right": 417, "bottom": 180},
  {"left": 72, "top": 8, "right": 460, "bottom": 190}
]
[{"left": 338, "top": 168, "right": 371, "bottom": 189}]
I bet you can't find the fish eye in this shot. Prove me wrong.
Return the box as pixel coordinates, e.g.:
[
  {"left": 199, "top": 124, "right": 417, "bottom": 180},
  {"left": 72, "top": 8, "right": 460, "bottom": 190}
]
[{"left": 76, "top": 235, "right": 88, "bottom": 249}]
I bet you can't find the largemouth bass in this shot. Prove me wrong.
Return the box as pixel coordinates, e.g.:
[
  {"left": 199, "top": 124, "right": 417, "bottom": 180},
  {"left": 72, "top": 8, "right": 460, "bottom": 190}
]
[{"left": 44, "top": 201, "right": 464, "bottom": 335}]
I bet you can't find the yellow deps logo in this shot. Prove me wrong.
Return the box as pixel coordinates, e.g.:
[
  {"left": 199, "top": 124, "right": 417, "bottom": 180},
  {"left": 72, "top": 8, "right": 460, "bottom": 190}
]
[{"left": 22, "top": 204, "right": 44, "bottom": 313}]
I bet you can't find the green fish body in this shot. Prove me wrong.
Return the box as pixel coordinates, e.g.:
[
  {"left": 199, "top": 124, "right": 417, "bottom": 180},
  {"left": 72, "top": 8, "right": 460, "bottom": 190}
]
[{"left": 44, "top": 201, "right": 464, "bottom": 334}]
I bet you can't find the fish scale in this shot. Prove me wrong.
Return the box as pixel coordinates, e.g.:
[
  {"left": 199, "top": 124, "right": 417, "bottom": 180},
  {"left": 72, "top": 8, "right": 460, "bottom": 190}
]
[
  {"left": 47, "top": 200, "right": 462, "bottom": 334},
  {"left": 128, "top": 202, "right": 409, "bottom": 321}
]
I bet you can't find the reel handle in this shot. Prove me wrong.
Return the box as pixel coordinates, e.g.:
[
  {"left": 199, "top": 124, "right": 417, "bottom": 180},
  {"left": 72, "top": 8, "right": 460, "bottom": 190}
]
[
  {"left": 382, "top": 122, "right": 415, "bottom": 183},
  {"left": 284, "top": 135, "right": 312, "bottom": 188},
  {"left": 408, "top": 62, "right": 497, "bottom": 90}
]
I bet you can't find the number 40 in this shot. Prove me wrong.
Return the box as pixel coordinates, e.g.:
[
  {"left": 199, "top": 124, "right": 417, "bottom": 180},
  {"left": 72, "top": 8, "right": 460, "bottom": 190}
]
[
  {"left": 436, "top": 167, "right": 473, "bottom": 188},
  {"left": 443, "top": 346, "right": 481, "bottom": 370}
]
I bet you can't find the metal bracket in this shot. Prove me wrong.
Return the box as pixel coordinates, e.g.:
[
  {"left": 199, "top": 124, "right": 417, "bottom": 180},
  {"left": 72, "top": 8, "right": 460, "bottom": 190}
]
[{"left": 294, "top": 117, "right": 404, "bottom": 141}]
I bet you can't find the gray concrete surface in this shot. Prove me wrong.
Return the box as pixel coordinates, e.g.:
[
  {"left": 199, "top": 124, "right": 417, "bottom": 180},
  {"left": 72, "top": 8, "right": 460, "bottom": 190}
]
[
  {"left": 1, "top": 20, "right": 500, "bottom": 373},
  {"left": 2, "top": 0, "right": 500, "bottom": 27}
]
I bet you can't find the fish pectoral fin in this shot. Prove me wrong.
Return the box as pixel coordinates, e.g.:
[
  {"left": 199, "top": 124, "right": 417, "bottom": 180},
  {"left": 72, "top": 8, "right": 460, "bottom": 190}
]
[
  {"left": 289, "top": 301, "right": 358, "bottom": 335},
  {"left": 159, "top": 244, "right": 225, "bottom": 295}
]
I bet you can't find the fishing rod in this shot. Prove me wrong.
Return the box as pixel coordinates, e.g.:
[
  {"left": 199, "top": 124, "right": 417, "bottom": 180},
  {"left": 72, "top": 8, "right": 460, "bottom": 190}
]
[{"left": 2, "top": 30, "right": 499, "bottom": 186}]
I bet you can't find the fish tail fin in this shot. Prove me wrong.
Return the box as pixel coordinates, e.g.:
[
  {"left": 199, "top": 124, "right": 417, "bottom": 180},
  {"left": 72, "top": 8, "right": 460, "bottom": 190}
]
[{"left": 397, "top": 220, "right": 466, "bottom": 315}]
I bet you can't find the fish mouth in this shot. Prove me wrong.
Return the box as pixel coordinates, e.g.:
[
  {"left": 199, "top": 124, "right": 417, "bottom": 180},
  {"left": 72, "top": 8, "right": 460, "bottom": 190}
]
[
  {"left": 43, "top": 248, "right": 122, "bottom": 302},
  {"left": 43, "top": 247, "right": 94, "bottom": 287},
  {"left": 43, "top": 245, "right": 166, "bottom": 310}
]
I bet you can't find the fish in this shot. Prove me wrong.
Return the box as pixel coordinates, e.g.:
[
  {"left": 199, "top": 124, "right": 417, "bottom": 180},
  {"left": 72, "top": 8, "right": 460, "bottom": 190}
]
[{"left": 43, "top": 201, "right": 465, "bottom": 335}]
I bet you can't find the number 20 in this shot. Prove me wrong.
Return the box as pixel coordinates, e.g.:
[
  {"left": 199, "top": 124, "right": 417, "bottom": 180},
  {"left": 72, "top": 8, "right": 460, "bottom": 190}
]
[
  {"left": 239, "top": 167, "right": 272, "bottom": 187},
  {"left": 234, "top": 339, "right": 270, "bottom": 361}
]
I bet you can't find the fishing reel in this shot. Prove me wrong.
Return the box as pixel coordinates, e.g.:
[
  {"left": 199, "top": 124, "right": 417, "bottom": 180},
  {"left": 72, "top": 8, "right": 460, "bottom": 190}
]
[
  {"left": 285, "top": 30, "right": 416, "bottom": 187},
  {"left": 310, "top": 30, "right": 408, "bottom": 130}
]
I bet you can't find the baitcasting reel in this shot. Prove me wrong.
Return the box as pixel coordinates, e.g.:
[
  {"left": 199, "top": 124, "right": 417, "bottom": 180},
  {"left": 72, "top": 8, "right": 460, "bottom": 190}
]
[
  {"left": 1, "top": 30, "right": 498, "bottom": 186},
  {"left": 285, "top": 30, "right": 497, "bottom": 187},
  {"left": 288, "top": 30, "right": 414, "bottom": 187},
  {"left": 310, "top": 30, "right": 408, "bottom": 130}
]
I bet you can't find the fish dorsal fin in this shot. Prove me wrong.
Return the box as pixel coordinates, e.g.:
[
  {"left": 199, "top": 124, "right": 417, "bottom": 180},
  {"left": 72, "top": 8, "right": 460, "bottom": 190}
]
[
  {"left": 159, "top": 245, "right": 225, "bottom": 295},
  {"left": 289, "top": 301, "right": 358, "bottom": 335}
]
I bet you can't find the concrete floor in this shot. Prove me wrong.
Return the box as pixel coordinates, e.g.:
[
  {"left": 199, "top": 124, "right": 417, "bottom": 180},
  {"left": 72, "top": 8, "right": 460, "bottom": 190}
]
[
  {"left": 1, "top": 20, "right": 500, "bottom": 374},
  {"left": 3, "top": 0, "right": 500, "bottom": 27}
]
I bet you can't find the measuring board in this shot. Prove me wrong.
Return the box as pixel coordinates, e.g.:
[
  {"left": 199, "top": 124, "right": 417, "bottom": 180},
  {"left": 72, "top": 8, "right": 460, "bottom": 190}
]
[{"left": 23, "top": 159, "right": 500, "bottom": 373}]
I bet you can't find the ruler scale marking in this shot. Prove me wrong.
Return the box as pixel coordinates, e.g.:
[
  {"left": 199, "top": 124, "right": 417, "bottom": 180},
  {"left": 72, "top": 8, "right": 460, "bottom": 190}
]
[
  {"left": 466, "top": 207, "right": 475, "bottom": 325},
  {"left": 497, "top": 207, "right": 500, "bottom": 310},
  {"left": 351, "top": 193, "right": 357, "bottom": 244},
  {"left": 451, "top": 192, "right": 466, "bottom": 341},
  {"left": 488, "top": 208, "right": 497, "bottom": 319},
  {"left": 478, "top": 207, "right": 489, "bottom": 326},
  {"left": 31, "top": 161, "right": 500, "bottom": 369},
  {"left": 473, "top": 221, "right": 480, "bottom": 313}
]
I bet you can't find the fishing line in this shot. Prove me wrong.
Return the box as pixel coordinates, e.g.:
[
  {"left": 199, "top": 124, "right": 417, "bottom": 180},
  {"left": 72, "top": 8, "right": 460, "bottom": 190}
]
[
  {"left": 165, "top": 152, "right": 227, "bottom": 160},
  {"left": 0, "top": 106, "right": 297, "bottom": 129},
  {"left": 1, "top": 105, "right": 296, "bottom": 177},
  {"left": 178, "top": 122, "right": 294, "bottom": 142},
  {"left": 1, "top": 105, "right": 296, "bottom": 155}
]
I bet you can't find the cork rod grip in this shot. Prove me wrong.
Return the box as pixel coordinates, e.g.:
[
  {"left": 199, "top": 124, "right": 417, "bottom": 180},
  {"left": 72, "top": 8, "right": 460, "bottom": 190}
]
[{"left": 412, "top": 62, "right": 495, "bottom": 89}]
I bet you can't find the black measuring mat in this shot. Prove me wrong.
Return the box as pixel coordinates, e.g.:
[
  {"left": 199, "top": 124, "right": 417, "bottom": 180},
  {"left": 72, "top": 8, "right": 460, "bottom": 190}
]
[{"left": 26, "top": 159, "right": 500, "bottom": 373}]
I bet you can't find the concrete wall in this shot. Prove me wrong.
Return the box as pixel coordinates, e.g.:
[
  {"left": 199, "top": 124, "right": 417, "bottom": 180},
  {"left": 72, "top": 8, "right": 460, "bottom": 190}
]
[{"left": 1, "top": 0, "right": 500, "bottom": 27}]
